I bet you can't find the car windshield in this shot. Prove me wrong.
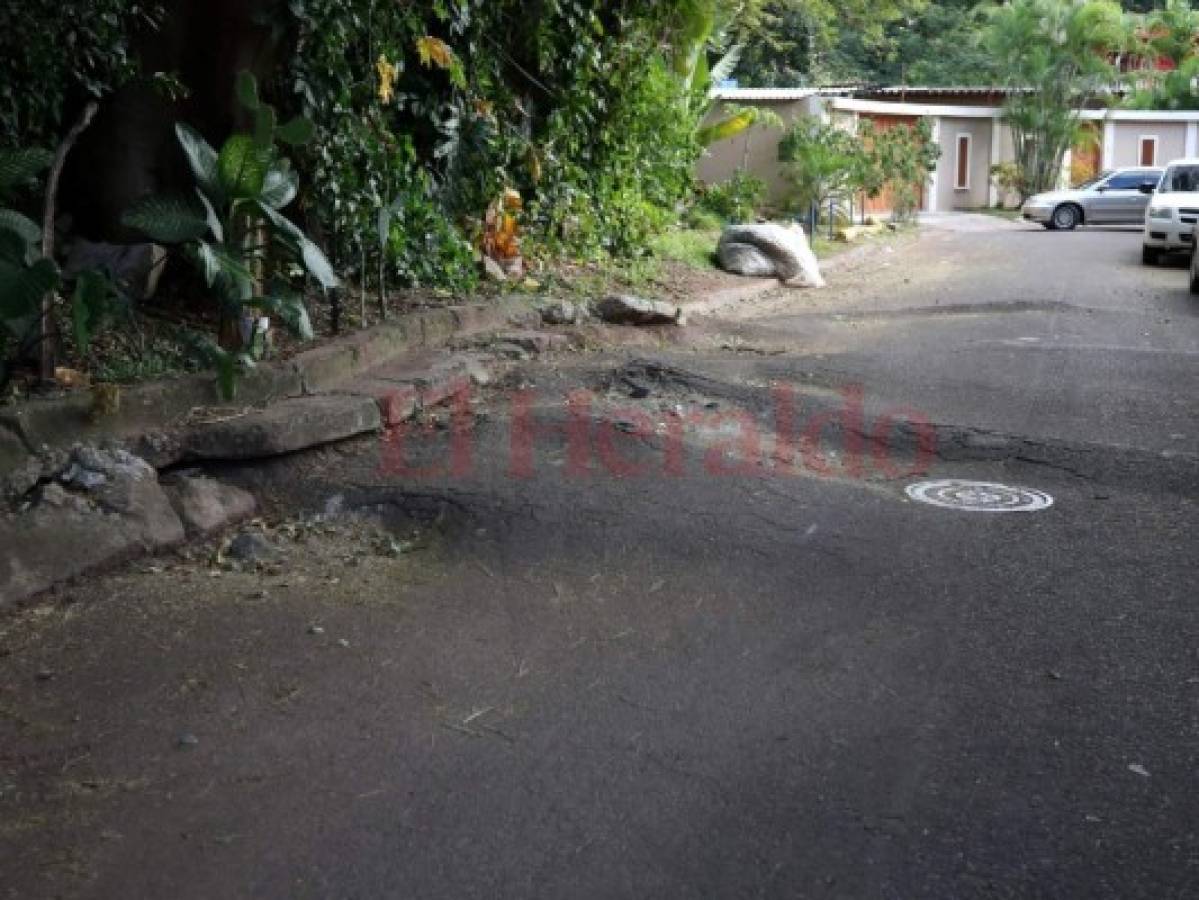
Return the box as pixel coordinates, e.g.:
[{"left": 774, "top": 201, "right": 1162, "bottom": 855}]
[
  {"left": 1158, "top": 165, "right": 1199, "bottom": 193},
  {"left": 1074, "top": 172, "right": 1111, "bottom": 190}
]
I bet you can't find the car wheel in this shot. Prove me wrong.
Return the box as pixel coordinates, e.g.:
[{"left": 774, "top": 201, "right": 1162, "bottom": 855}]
[
  {"left": 1143, "top": 245, "right": 1161, "bottom": 266},
  {"left": 1051, "top": 204, "right": 1080, "bottom": 230},
  {"left": 1190, "top": 252, "right": 1199, "bottom": 295}
]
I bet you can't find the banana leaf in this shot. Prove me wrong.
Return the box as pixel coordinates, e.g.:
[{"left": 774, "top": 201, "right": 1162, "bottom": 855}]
[
  {"left": 175, "top": 124, "right": 223, "bottom": 204},
  {"left": 697, "top": 110, "right": 758, "bottom": 147},
  {"left": 122, "top": 193, "right": 210, "bottom": 244},
  {"left": 258, "top": 291, "right": 314, "bottom": 341},
  {"left": 260, "top": 163, "right": 299, "bottom": 210},
  {"left": 218, "top": 134, "right": 272, "bottom": 200},
  {"left": 257, "top": 203, "right": 339, "bottom": 290},
  {"left": 0, "top": 208, "right": 41, "bottom": 262}
]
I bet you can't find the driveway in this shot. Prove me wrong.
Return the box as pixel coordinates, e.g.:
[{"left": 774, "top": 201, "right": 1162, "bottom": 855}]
[{"left": 2, "top": 218, "right": 1196, "bottom": 899}]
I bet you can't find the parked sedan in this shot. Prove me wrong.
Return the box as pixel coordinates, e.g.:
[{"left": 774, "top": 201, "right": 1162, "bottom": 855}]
[{"left": 1021, "top": 167, "right": 1163, "bottom": 230}]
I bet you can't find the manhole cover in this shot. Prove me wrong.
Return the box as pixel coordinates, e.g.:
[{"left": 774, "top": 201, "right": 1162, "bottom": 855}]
[{"left": 905, "top": 479, "right": 1054, "bottom": 513}]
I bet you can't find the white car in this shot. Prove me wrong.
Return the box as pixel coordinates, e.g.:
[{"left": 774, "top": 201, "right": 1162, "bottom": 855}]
[{"left": 1142, "top": 158, "right": 1199, "bottom": 265}]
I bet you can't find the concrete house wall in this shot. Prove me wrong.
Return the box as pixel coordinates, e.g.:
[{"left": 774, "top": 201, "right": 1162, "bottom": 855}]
[
  {"left": 938, "top": 117, "right": 995, "bottom": 211},
  {"left": 696, "top": 95, "right": 826, "bottom": 208},
  {"left": 1110, "top": 122, "right": 1188, "bottom": 168}
]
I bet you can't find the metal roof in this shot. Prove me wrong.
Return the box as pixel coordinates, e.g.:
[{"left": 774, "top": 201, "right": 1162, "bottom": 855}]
[
  {"left": 713, "top": 86, "right": 1024, "bottom": 101},
  {"left": 710, "top": 87, "right": 819, "bottom": 101},
  {"left": 865, "top": 86, "right": 1027, "bottom": 95}
]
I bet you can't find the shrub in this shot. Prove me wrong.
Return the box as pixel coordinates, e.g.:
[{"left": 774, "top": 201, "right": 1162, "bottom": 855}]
[
  {"left": 0, "top": 1, "right": 163, "bottom": 148},
  {"left": 698, "top": 170, "right": 766, "bottom": 223}
]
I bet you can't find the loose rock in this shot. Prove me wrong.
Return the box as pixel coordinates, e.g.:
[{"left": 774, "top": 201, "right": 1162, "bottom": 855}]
[
  {"left": 593, "top": 295, "right": 686, "bottom": 327},
  {"left": 165, "top": 475, "right": 257, "bottom": 537},
  {"left": 540, "top": 300, "right": 582, "bottom": 326},
  {"left": 226, "top": 532, "right": 282, "bottom": 563}
]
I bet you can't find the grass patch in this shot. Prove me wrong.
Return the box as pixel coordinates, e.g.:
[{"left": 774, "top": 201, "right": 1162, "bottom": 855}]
[{"left": 648, "top": 228, "right": 722, "bottom": 270}]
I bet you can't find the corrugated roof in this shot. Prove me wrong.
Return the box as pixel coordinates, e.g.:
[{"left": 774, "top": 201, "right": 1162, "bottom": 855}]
[
  {"left": 710, "top": 88, "right": 818, "bottom": 101},
  {"left": 868, "top": 86, "right": 1023, "bottom": 95}
]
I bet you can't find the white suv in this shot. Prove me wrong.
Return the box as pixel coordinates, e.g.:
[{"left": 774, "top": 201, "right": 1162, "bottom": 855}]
[{"left": 1142, "top": 158, "right": 1199, "bottom": 264}]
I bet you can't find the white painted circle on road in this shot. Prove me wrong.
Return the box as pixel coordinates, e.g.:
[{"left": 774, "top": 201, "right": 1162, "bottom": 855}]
[{"left": 905, "top": 479, "right": 1054, "bottom": 513}]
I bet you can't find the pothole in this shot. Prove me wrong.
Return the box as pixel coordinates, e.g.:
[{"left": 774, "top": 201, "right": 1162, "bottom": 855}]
[{"left": 905, "top": 479, "right": 1054, "bottom": 513}]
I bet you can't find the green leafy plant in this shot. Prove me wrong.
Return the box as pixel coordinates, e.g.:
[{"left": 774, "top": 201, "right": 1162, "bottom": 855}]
[
  {"left": 991, "top": 161, "right": 1028, "bottom": 205},
  {"left": 697, "top": 169, "right": 766, "bottom": 223},
  {"left": 1127, "top": 0, "right": 1199, "bottom": 112},
  {"left": 868, "top": 119, "right": 940, "bottom": 223},
  {"left": 690, "top": 45, "right": 783, "bottom": 148},
  {"left": 122, "top": 71, "right": 336, "bottom": 400},
  {"left": 778, "top": 120, "right": 861, "bottom": 218},
  {"left": 0, "top": 1, "right": 164, "bottom": 149},
  {"left": 985, "top": 0, "right": 1127, "bottom": 197},
  {"left": 0, "top": 146, "right": 120, "bottom": 391}
]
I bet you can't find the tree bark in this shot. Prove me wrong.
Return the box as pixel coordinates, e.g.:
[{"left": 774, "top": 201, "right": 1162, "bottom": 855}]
[{"left": 39, "top": 101, "right": 99, "bottom": 382}]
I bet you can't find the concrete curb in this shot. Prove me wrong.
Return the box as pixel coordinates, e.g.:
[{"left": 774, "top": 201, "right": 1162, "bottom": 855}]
[
  {"left": 0, "top": 302, "right": 537, "bottom": 608},
  {"left": 0, "top": 299, "right": 538, "bottom": 479}
]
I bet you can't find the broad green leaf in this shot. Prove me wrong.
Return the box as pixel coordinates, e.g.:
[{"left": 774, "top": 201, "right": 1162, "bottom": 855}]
[
  {"left": 697, "top": 110, "right": 758, "bottom": 147},
  {"left": 0, "top": 148, "right": 53, "bottom": 197},
  {"left": 195, "top": 240, "right": 220, "bottom": 288},
  {"left": 235, "top": 71, "right": 261, "bottom": 111},
  {"left": 71, "top": 269, "right": 111, "bottom": 353},
  {"left": 257, "top": 203, "right": 340, "bottom": 289},
  {"left": 122, "top": 193, "right": 210, "bottom": 243},
  {"left": 196, "top": 189, "right": 224, "bottom": 243},
  {"left": 217, "top": 134, "right": 271, "bottom": 199},
  {"left": 254, "top": 104, "right": 278, "bottom": 150},
  {"left": 259, "top": 292, "right": 314, "bottom": 341},
  {"left": 175, "top": 124, "right": 223, "bottom": 202},
  {"left": 276, "top": 116, "right": 316, "bottom": 147},
  {"left": 0, "top": 256, "right": 58, "bottom": 322},
  {"left": 0, "top": 208, "right": 41, "bottom": 258},
  {"left": 260, "top": 163, "right": 299, "bottom": 210},
  {"left": 193, "top": 241, "right": 253, "bottom": 301},
  {"left": 182, "top": 330, "right": 239, "bottom": 401},
  {"left": 0, "top": 228, "right": 29, "bottom": 265}
]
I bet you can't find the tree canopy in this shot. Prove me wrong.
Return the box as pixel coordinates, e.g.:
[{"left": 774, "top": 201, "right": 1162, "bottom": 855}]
[{"left": 731, "top": 1, "right": 1199, "bottom": 90}]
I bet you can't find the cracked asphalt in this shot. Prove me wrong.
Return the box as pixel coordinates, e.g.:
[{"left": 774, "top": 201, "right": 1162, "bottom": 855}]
[{"left": 2, "top": 215, "right": 1197, "bottom": 899}]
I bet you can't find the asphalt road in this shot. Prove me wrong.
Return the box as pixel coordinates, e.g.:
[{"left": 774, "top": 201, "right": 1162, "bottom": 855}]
[{"left": 3, "top": 216, "right": 1197, "bottom": 899}]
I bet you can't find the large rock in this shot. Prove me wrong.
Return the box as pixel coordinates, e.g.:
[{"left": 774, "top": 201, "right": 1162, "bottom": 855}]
[
  {"left": 181, "top": 395, "right": 382, "bottom": 461},
  {"left": 717, "top": 222, "right": 825, "bottom": 288},
  {"left": 165, "top": 475, "right": 257, "bottom": 537},
  {"left": 0, "top": 446, "right": 184, "bottom": 606},
  {"left": 62, "top": 240, "right": 168, "bottom": 299},
  {"left": 540, "top": 300, "right": 584, "bottom": 326},
  {"left": 491, "top": 331, "right": 573, "bottom": 355},
  {"left": 594, "top": 295, "right": 686, "bottom": 327}
]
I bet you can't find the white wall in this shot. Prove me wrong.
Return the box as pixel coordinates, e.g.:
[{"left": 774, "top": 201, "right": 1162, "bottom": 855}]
[
  {"left": 696, "top": 98, "right": 822, "bottom": 207},
  {"left": 937, "top": 117, "right": 994, "bottom": 210}
]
